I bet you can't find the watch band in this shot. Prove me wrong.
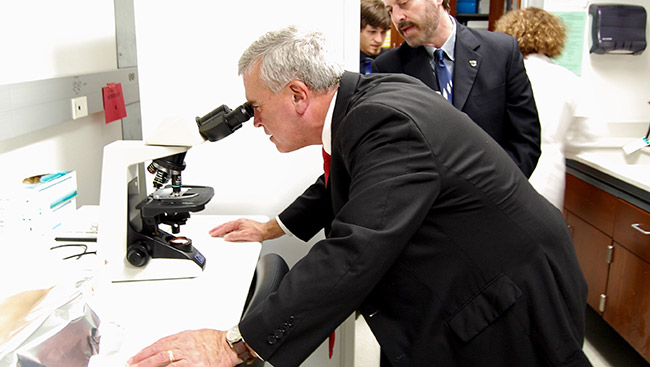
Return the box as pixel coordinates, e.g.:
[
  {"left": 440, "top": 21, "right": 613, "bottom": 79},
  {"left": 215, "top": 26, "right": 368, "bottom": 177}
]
[
  {"left": 230, "top": 339, "right": 256, "bottom": 365},
  {"left": 226, "top": 326, "right": 257, "bottom": 365}
]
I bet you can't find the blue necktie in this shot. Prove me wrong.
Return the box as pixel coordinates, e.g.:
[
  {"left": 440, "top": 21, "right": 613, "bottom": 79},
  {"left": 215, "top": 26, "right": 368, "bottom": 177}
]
[{"left": 434, "top": 49, "right": 453, "bottom": 104}]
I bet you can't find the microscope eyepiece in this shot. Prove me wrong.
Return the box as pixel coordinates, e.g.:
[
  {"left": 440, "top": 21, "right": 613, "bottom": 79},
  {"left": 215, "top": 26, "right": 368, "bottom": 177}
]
[
  {"left": 195, "top": 102, "right": 253, "bottom": 142},
  {"left": 228, "top": 102, "right": 254, "bottom": 126}
]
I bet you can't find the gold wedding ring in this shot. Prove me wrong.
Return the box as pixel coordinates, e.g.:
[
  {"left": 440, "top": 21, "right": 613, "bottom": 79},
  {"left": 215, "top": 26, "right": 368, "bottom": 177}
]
[{"left": 168, "top": 350, "right": 175, "bottom": 364}]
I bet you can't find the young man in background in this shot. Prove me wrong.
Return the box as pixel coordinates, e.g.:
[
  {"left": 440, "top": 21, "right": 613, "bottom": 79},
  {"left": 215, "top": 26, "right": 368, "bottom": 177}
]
[{"left": 360, "top": 0, "right": 391, "bottom": 74}]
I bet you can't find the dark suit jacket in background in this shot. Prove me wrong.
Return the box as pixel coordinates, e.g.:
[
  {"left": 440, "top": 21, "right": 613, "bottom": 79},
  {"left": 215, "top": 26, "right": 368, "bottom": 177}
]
[
  {"left": 372, "top": 21, "right": 541, "bottom": 178},
  {"left": 240, "top": 72, "right": 590, "bottom": 367}
]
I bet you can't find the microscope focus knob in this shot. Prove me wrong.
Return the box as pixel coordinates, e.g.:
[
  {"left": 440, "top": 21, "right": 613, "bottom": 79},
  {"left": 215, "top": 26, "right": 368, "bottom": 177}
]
[{"left": 127, "top": 242, "right": 150, "bottom": 267}]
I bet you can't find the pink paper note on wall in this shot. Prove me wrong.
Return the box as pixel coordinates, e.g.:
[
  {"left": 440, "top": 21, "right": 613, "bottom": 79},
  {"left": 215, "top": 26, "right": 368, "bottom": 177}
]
[{"left": 102, "top": 83, "right": 127, "bottom": 124}]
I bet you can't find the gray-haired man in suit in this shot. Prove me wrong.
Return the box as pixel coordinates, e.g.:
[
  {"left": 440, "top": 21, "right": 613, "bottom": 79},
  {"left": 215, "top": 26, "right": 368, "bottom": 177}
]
[{"left": 128, "top": 26, "right": 590, "bottom": 367}]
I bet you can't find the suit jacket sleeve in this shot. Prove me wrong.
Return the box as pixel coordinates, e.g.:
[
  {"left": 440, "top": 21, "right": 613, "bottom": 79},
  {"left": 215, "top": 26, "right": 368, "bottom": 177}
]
[
  {"left": 239, "top": 103, "right": 440, "bottom": 366},
  {"left": 277, "top": 175, "right": 329, "bottom": 241},
  {"left": 501, "top": 35, "right": 540, "bottom": 177}
]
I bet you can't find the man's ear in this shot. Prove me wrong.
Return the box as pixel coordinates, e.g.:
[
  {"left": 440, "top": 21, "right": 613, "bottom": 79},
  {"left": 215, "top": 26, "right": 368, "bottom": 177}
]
[{"left": 288, "top": 81, "right": 309, "bottom": 115}]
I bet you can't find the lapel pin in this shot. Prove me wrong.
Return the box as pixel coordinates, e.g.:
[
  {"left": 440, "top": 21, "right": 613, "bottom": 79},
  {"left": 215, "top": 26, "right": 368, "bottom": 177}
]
[{"left": 469, "top": 60, "right": 477, "bottom": 67}]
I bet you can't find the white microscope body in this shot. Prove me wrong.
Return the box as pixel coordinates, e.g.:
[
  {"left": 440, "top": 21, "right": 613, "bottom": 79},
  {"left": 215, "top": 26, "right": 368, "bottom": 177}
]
[
  {"left": 97, "top": 102, "right": 253, "bottom": 283},
  {"left": 98, "top": 141, "right": 202, "bottom": 282}
]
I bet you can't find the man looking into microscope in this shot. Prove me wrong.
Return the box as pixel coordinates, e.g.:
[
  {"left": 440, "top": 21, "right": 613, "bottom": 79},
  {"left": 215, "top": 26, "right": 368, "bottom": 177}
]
[{"left": 127, "top": 26, "right": 590, "bottom": 367}]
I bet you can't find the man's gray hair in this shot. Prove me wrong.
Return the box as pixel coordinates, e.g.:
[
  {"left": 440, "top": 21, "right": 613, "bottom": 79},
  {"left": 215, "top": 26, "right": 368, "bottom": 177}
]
[{"left": 238, "top": 26, "right": 345, "bottom": 94}]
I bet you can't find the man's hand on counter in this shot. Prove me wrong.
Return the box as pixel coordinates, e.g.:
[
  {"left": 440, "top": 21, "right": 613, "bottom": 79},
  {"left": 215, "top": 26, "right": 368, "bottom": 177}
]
[
  {"left": 209, "top": 218, "right": 284, "bottom": 242},
  {"left": 127, "top": 329, "right": 240, "bottom": 367}
]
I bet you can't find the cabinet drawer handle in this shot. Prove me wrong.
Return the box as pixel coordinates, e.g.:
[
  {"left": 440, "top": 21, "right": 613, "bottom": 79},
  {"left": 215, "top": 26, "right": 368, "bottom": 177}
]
[{"left": 631, "top": 223, "right": 650, "bottom": 235}]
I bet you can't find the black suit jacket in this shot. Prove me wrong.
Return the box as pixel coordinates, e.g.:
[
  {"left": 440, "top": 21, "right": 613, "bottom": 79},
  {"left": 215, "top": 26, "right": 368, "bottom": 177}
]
[
  {"left": 240, "top": 72, "right": 589, "bottom": 367},
  {"left": 372, "top": 22, "right": 541, "bottom": 178}
]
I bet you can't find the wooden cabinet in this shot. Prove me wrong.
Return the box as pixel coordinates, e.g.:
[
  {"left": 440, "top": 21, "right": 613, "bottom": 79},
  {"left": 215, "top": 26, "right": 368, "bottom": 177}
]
[
  {"left": 565, "top": 211, "right": 612, "bottom": 311},
  {"left": 613, "top": 200, "right": 650, "bottom": 263},
  {"left": 606, "top": 200, "right": 650, "bottom": 361},
  {"left": 564, "top": 173, "right": 650, "bottom": 363},
  {"left": 564, "top": 174, "right": 618, "bottom": 312},
  {"left": 605, "top": 242, "right": 650, "bottom": 361}
]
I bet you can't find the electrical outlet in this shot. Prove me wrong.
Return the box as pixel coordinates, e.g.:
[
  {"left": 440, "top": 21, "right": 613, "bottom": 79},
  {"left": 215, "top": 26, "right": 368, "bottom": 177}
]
[{"left": 71, "top": 96, "right": 88, "bottom": 119}]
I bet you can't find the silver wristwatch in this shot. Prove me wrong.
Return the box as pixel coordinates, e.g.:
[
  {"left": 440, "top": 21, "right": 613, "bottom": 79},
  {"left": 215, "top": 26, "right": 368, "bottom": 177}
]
[{"left": 226, "top": 325, "right": 256, "bottom": 365}]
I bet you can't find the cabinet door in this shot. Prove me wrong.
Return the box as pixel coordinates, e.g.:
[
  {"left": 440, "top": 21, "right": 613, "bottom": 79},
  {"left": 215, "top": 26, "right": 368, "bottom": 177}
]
[
  {"left": 565, "top": 211, "right": 612, "bottom": 312},
  {"left": 604, "top": 242, "right": 650, "bottom": 362},
  {"left": 564, "top": 174, "right": 618, "bottom": 237}
]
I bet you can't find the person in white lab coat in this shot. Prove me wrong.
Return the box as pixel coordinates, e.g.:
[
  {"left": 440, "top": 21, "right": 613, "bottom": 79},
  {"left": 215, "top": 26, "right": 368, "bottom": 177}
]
[{"left": 495, "top": 7, "right": 582, "bottom": 209}]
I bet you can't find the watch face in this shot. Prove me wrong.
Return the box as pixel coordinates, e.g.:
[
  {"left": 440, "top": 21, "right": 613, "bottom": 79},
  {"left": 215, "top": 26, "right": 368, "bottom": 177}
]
[{"left": 227, "top": 326, "right": 242, "bottom": 343}]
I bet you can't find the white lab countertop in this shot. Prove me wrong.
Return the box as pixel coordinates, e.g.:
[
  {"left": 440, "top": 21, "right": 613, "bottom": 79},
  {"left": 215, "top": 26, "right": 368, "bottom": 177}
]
[
  {"left": 566, "top": 138, "right": 650, "bottom": 204},
  {"left": 1, "top": 212, "right": 263, "bottom": 367},
  {"left": 90, "top": 214, "right": 263, "bottom": 365}
]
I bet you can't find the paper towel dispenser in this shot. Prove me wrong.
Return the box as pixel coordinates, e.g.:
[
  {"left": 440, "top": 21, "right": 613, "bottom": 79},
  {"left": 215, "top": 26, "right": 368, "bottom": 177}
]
[{"left": 589, "top": 4, "right": 647, "bottom": 55}]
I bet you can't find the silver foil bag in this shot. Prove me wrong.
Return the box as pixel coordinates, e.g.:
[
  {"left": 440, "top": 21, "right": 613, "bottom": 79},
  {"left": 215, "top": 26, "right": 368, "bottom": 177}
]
[{"left": 0, "top": 278, "right": 99, "bottom": 367}]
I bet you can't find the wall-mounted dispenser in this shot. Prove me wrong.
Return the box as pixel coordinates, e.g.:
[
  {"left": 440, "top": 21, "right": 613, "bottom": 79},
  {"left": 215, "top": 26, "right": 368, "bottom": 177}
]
[{"left": 589, "top": 4, "right": 647, "bottom": 55}]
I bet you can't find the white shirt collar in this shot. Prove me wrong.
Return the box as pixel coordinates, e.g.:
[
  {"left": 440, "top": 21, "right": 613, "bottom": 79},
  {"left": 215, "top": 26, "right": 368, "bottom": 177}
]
[{"left": 321, "top": 91, "right": 337, "bottom": 155}]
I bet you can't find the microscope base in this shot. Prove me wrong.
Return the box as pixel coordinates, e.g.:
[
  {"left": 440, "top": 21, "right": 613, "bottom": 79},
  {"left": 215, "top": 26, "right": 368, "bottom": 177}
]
[{"left": 109, "top": 257, "right": 204, "bottom": 283}]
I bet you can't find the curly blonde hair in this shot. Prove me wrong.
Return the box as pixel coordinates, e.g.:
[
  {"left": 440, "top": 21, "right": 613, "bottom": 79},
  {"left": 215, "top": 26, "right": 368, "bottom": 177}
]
[{"left": 494, "top": 7, "right": 566, "bottom": 58}]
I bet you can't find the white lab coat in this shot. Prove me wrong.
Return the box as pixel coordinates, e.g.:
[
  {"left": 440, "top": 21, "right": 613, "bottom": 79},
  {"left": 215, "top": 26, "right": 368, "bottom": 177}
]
[{"left": 526, "top": 54, "right": 580, "bottom": 209}]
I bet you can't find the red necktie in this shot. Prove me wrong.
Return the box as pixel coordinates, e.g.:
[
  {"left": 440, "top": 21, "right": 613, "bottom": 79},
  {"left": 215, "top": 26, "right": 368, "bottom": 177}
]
[
  {"left": 329, "top": 330, "right": 335, "bottom": 359},
  {"left": 322, "top": 147, "right": 331, "bottom": 187},
  {"left": 323, "top": 147, "right": 335, "bottom": 358}
]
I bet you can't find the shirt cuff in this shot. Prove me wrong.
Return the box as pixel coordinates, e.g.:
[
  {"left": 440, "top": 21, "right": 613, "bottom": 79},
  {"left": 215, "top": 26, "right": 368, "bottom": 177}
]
[{"left": 275, "top": 215, "right": 294, "bottom": 237}]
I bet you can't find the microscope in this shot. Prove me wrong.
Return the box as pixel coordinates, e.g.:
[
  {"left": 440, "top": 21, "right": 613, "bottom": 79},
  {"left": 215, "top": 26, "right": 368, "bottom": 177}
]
[{"left": 98, "top": 102, "right": 253, "bottom": 282}]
